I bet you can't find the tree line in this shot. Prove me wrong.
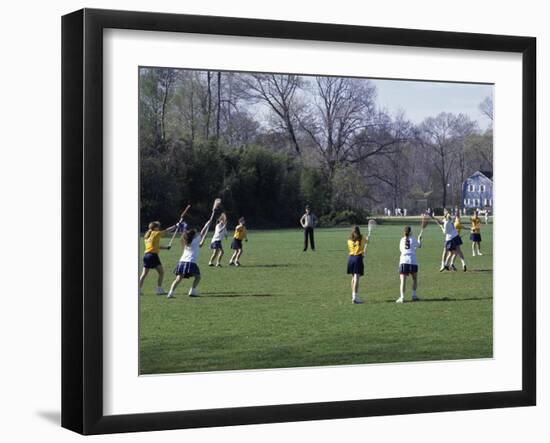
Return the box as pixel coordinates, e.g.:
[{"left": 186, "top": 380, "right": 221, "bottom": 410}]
[{"left": 139, "top": 67, "right": 493, "bottom": 229}]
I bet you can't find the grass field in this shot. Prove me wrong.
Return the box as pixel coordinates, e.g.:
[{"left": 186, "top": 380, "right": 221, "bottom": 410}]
[{"left": 139, "top": 222, "right": 493, "bottom": 374}]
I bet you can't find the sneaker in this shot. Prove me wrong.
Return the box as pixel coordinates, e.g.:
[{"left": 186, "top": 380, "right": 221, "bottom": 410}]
[
  {"left": 208, "top": 262, "right": 214, "bottom": 267},
  {"left": 235, "top": 262, "right": 241, "bottom": 267},
  {"left": 412, "top": 295, "right": 420, "bottom": 302},
  {"left": 166, "top": 292, "right": 175, "bottom": 299},
  {"left": 463, "top": 265, "right": 467, "bottom": 272},
  {"left": 352, "top": 297, "right": 363, "bottom": 304},
  {"left": 215, "top": 263, "right": 222, "bottom": 267},
  {"left": 478, "top": 252, "right": 483, "bottom": 256},
  {"left": 450, "top": 264, "right": 457, "bottom": 271},
  {"left": 395, "top": 297, "right": 404, "bottom": 304},
  {"left": 229, "top": 261, "right": 235, "bottom": 266},
  {"left": 156, "top": 287, "right": 167, "bottom": 295},
  {"left": 472, "top": 253, "right": 476, "bottom": 257},
  {"left": 188, "top": 288, "right": 199, "bottom": 297},
  {"left": 439, "top": 265, "right": 449, "bottom": 272}
]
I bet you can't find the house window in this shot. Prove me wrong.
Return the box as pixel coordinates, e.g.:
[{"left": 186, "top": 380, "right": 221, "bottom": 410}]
[
  {"left": 490, "top": 199, "right": 493, "bottom": 206},
  {"left": 468, "top": 184, "right": 474, "bottom": 192},
  {"left": 474, "top": 198, "right": 480, "bottom": 207},
  {"left": 464, "top": 199, "right": 467, "bottom": 206},
  {"left": 480, "top": 185, "right": 486, "bottom": 192},
  {"left": 483, "top": 198, "right": 488, "bottom": 206}
]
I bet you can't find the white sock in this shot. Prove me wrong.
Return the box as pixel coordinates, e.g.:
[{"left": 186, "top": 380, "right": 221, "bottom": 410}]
[
  {"left": 399, "top": 288, "right": 404, "bottom": 299},
  {"left": 461, "top": 258, "right": 466, "bottom": 266},
  {"left": 352, "top": 292, "right": 357, "bottom": 300}
]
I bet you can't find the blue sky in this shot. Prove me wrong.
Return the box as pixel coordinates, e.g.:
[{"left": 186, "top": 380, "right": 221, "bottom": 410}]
[{"left": 371, "top": 79, "right": 493, "bottom": 130}]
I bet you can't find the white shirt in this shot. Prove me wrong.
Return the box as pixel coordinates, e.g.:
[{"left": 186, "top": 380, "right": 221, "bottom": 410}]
[
  {"left": 399, "top": 236, "right": 421, "bottom": 265},
  {"left": 301, "top": 213, "right": 317, "bottom": 228},
  {"left": 180, "top": 236, "right": 201, "bottom": 263},
  {"left": 443, "top": 219, "right": 459, "bottom": 241},
  {"left": 211, "top": 222, "right": 227, "bottom": 242}
]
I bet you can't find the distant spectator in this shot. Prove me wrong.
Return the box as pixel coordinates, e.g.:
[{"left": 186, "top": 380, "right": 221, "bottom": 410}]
[{"left": 300, "top": 205, "right": 317, "bottom": 251}]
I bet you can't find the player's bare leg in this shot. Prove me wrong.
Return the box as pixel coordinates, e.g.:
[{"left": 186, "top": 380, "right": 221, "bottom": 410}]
[
  {"left": 166, "top": 275, "right": 182, "bottom": 298},
  {"left": 440, "top": 249, "right": 450, "bottom": 271},
  {"left": 396, "top": 274, "right": 406, "bottom": 303},
  {"left": 154, "top": 265, "right": 166, "bottom": 294},
  {"left": 216, "top": 248, "right": 224, "bottom": 266},
  {"left": 455, "top": 246, "right": 467, "bottom": 271},
  {"left": 352, "top": 274, "right": 362, "bottom": 304},
  {"left": 139, "top": 267, "right": 149, "bottom": 295},
  {"left": 411, "top": 273, "right": 419, "bottom": 301}
]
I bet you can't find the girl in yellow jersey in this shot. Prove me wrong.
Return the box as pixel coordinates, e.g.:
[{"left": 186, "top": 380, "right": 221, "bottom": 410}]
[
  {"left": 139, "top": 220, "right": 180, "bottom": 296},
  {"left": 448, "top": 212, "right": 463, "bottom": 271},
  {"left": 229, "top": 217, "right": 248, "bottom": 267},
  {"left": 470, "top": 210, "right": 483, "bottom": 256},
  {"left": 347, "top": 225, "right": 368, "bottom": 304}
]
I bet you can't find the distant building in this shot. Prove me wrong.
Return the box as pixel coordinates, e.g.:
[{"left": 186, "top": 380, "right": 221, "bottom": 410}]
[{"left": 462, "top": 171, "right": 493, "bottom": 209}]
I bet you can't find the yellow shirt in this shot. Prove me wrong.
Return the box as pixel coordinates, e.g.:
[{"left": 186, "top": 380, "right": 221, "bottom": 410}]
[
  {"left": 347, "top": 236, "right": 367, "bottom": 256},
  {"left": 144, "top": 230, "right": 163, "bottom": 254},
  {"left": 454, "top": 219, "right": 463, "bottom": 235},
  {"left": 470, "top": 216, "right": 481, "bottom": 234},
  {"left": 234, "top": 225, "right": 248, "bottom": 240}
]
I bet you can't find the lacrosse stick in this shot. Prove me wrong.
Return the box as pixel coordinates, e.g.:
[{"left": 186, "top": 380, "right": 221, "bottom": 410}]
[
  {"left": 367, "top": 219, "right": 377, "bottom": 238},
  {"left": 168, "top": 204, "right": 191, "bottom": 248}
]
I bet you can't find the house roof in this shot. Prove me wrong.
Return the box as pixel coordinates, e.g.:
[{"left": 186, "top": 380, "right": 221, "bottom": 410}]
[{"left": 479, "top": 170, "right": 493, "bottom": 180}]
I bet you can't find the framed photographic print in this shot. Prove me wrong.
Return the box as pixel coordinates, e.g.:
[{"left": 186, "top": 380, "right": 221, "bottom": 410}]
[{"left": 61, "top": 8, "right": 536, "bottom": 435}]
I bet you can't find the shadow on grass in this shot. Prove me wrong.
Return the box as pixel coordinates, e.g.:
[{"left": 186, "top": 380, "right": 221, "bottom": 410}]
[
  {"left": 469, "top": 269, "right": 492, "bottom": 273},
  {"left": 245, "top": 264, "right": 292, "bottom": 268},
  {"left": 404, "top": 296, "right": 493, "bottom": 303},
  {"left": 203, "top": 292, "right": 277, "bottom": 298}
]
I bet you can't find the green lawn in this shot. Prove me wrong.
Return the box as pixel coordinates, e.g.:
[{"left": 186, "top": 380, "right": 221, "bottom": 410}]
[{"left": 139, "top": 223, "right": 493, "bottom": 374}]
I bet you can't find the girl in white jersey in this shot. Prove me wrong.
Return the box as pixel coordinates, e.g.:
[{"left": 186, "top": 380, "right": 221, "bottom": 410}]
[
  {"left": 167, "top": 212, "right": 215, "bottom": 298},
  {"left": 208, "top": 213, "right": 227, "bottom": 267},
  {"left": 396, "top": 226, "right": 422, "bottom": 303},
  {"left": 432, "top": 210, "right": 467, "bottom": 272}
]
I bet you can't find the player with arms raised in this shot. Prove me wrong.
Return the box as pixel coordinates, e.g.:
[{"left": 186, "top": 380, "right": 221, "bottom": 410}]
[{"left": 396, "top": 226, "right": 422, "bottom": 303}]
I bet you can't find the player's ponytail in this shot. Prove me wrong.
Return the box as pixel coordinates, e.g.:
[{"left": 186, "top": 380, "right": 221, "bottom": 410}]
[
  {"left": 350, "top": 225, "right": 362, "bottom": 243},
  {"left": 183, "top": 229, "right": 196, "bottom": 246},
  {"left": 404, "top": 226, "right": 411, "bottom": 249}
]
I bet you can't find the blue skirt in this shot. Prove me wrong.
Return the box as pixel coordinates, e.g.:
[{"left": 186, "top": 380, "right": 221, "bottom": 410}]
[
  {"left": 210, "top": 240, "right": 223, "bottom": 250},
  {"left": 445, "top": 235, "right": 463, "bottom": 251},
  {"left": 143, "top": 252, "right": 161, "bottom": 269},
  {"left": 231, "top": 239, "right": 243, "bottom": 250},
  {"left": 470, "top": 233, "right": 482, "bottom": 242},
  {"left": 173, "top": 261, "right": 200, "bottom": 278},
  {"left": 399, "top": 263, "right": 418, "bottom": 275},
  {"left": 347, "top": 255, "right": 364, "bottom": 276}
]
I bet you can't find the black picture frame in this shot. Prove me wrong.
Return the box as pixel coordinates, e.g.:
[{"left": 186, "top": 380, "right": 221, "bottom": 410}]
[{"left": 62, "top": 8, "right": 536, "bottom": 435}]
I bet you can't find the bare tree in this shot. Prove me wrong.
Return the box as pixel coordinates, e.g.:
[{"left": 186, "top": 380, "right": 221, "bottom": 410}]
[
  {"left": 479, "top": 96, "right": 493, "bottom": 121},
  {"left": 240, "top": 74, "right": 303, "bottom": 156},
  {"left": 417, "top": 112, "right": 477, "bottom": 207},
  {"left": 299, "top": 77, "right": 410, "bottom": 180}
]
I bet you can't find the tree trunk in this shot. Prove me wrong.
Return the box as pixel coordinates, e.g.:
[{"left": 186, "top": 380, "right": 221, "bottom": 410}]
[
  {"left": 216, "top": 71, "right": 222, "bottom": 140},
  {"left": 206, "top": 71, "right": 212, "bottom": 139}
]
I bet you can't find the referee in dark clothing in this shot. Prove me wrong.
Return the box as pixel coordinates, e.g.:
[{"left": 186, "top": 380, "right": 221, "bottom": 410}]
[{"left": 300, "top": 205, "right": 317, "bottom": 251}]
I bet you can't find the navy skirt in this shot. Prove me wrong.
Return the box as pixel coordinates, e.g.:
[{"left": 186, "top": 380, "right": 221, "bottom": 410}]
[
  {"left": 210, "top": 240, "right": 223, "bottom": 249},
  {"left": 173, "top": 261, "right": 200, "bottom": 278},
  {"left": 470, "top": 233, "right": 482, "bottom": 242},
  {"left": 399, "top": 263, "right": 418, "bottom": 275},
  {"left": 347, "top": 255, "right": 364, "bottom": 276},
  {"left": 143, "top": 252, "right": 161, "bottom": 269},
  {"left": 445, "top": 235, "right": 463, "bottom": 251},
  {"left": 231, "top": 239, "right": 243, "bottom": 250}
]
